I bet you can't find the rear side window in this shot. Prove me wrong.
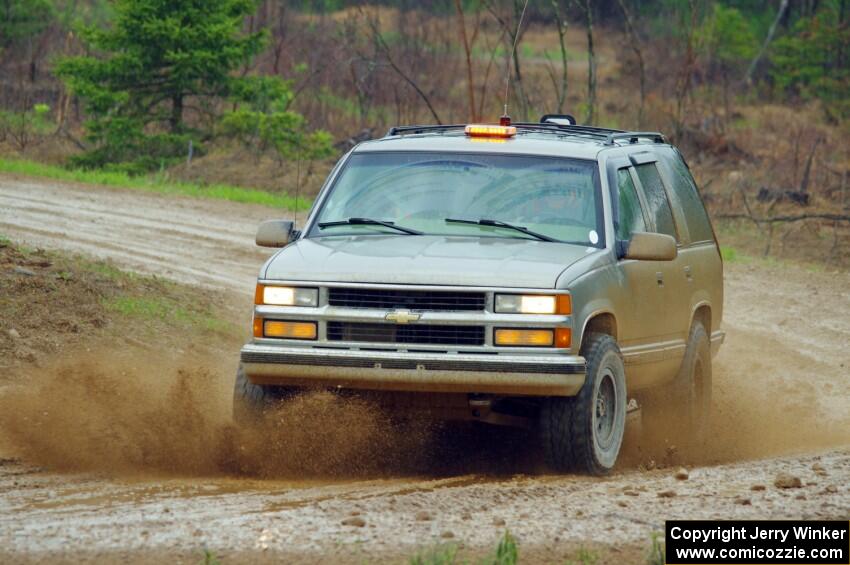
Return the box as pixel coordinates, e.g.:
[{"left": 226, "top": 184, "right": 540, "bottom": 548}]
[
  {"left": 616, "top": 168, "right": 646, "bottom": 240},
  {"left": 634, "top": 163, "right": 677, "bottom": 240},
  {"left": 658, "top": 150, "right": 715, "bottom": 243}
]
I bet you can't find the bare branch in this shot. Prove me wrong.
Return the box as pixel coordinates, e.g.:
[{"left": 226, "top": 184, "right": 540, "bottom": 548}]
[
  {"left": 363, "top": 10, "right": 443, "bottom": 124},
  {"left": 454, "top": 0, "right": 477, "bottom": 121},
  {"left": 745, "top": 0, "right": 790, "bottom": 83},
  {"left": 799, "top": 137, "right": 823, "bottom": 193},
  {"left": 615, "top": 0, "right": 645, "bottom": 127},
  {"left": 715, "top": 213, "right": 850, "bottom": 224},
  {"left": 549, "top": 0, "right": 569, "bottom": 113},
  {"left": 573, "top": 0, "right": 596, "bottom": 123}
]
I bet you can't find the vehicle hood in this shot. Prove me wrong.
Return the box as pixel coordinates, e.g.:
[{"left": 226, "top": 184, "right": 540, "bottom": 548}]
[{"left": 262, "top": 235, "right": 600, "bottom": 288}]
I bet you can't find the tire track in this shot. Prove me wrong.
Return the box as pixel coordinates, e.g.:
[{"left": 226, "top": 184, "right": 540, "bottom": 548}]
[{"left": 0, "top": 175, "right": 285, "bottom": 291}]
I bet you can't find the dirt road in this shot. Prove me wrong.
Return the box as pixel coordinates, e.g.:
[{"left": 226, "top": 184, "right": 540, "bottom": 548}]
[
  {"left": 0, "top": 175, "right": 280, "bottom": 291},
  {"left": 1, "top": 176, "right": 849, "bottom": 563}
]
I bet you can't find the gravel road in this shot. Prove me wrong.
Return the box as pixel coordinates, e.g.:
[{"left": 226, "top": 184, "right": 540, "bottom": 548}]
[{"left": 1, "top": 175, "right": 848, "bottom": 563}]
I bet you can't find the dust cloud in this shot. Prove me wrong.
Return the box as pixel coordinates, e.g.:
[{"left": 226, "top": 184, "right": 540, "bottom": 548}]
[
  {"left": 0, "top": 333, "right": 847, "bottom": 478},
  {"left": 623, "top": 328, "right": 850, "bottom": 468},
  {"left": 0, "top": 352, "right": 431, "bottom": 478}
]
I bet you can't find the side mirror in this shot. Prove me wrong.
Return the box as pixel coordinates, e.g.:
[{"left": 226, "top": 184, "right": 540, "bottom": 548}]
[
  {"left": 256, "top": 220, "right": 295, "bottom": 248},
  {"left": 623, "top": 232, "right": 677, "bottom": 261}
]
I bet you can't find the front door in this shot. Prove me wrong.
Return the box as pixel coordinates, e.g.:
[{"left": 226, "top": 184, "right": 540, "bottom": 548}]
[{"left": 611, "top": 159, "right": 684, "bottom": 388}]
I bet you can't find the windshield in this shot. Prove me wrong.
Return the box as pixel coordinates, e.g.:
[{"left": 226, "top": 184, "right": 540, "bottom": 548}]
[{"left": 309, "top": 151, "right": 604, "bottom": 247}]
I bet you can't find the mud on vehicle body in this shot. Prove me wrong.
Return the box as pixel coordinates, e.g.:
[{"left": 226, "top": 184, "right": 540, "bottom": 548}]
[{"left": 236, "top": 118, "right": 725, "bottom": 474}]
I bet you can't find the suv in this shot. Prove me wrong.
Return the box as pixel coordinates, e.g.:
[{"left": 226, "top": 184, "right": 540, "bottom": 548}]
[{"left": 236, "top": 118, "right": 724, "bottom": 474}]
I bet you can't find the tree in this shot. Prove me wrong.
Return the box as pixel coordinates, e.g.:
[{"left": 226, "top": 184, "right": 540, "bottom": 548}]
[
  {"left": 485, "top": 0, "right": 532, "bottom": 120},
  {"left": 0, "top": 0, "right": 53, "bottom": 49},
  {"left": 615, "top": 0, "right": 645, "bottom": 127},
  {"left": 673, "top": 0, "right": 699, "bottom": 138},
  {"left": 574, "top": 0, "right": 596, "bottom": 124},
  {"left": 772, "top": 4, "right": 850, "bottom": 119},
  {"left": 0, "top": 0, "right": 55, "bottom": 83},
  {"left": 745, "top": 0, "right": 790, "bottom": 84},
  {"left": 55, "top": 0, "right": 267, "bottom": 171},
  {"left": 221, "top": 75, "right": 333, "bottom": 166},
  {"left": 696, "top": 3, "right": 757, "bottom": 118},
  {"left": 697, "top": 4, "right": 758, "bottom": 74},
  {"left": 545, "top": 0, "right": 569, "bottom": 114},
  {"left": 363, "top": 9, "right": 443, "bottom": 124}
]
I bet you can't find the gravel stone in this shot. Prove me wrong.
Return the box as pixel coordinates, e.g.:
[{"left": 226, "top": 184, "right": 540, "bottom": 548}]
[{"left": 774, "top": 473, "right": 802, "bottom": 489}]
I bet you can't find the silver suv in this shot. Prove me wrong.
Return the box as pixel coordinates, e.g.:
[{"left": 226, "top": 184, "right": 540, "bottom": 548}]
[{"left": 236, "top": 119, "right": 724, "bottom": 474}]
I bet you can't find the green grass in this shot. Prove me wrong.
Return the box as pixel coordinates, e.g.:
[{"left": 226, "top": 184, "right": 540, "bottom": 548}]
[
  {"left": 409, "top": 543, "right": 459, "bottom": 565},
  {"left": 0, "top": 157, "right": 309, "bottom": 211},
  {"left": 720, "top": 245, "right": 742, "bottom": 262},
  {"left": 493, "top": 531, "right": 518, "bottom": 565},
  {"left": 84, "top": 260, "right": 137, "bottom": 282},
  {"left": 565, "top": 547, "right": 599, "bottom": 565},
  {"left": 104, "top": 295, "right": 234, "bottom": 336},
  {"left": 200, "top": 548, "right": 221, "bottom": 565},
  {"left": 645, "top": 532, "right": 665, "bottom": 565},
  {"left": 407, "top": 530, "right": 518, "bottom": 565}
]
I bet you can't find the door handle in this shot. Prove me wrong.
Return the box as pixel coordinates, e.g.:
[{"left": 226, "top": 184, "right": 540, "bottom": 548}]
[
  {"left": 684, "top": 265, "right": 693, "bottom": 282},
  {"left": 656, "top": 271, "right": 664, "bottom": 287}
]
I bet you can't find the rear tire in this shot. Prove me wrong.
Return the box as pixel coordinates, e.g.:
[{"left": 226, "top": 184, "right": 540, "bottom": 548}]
[
  {"left": 232, "top": 364, "right": 291, "bottom": 425},
  {"left": 642, "top": 321, "right": 712, "bottom": 448},
  {"left": 538, "top": 333, "right": 627, "bottom": 475}
]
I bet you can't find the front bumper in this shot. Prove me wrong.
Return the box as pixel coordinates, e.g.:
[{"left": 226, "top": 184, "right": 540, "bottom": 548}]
[{"left": 240, "top": 343, "right": 586, "bottom": 396}]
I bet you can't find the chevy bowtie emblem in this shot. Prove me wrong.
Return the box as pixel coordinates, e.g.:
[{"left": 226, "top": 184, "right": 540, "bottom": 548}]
[{"left": 385, "top": 309, "right": 421, "bottom": 324}]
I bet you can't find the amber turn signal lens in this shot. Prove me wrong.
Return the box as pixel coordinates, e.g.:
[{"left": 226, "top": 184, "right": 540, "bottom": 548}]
[
  {"left": 556, "top": 295, "right": 571, "bottom": 315},
  {"left": 555, "top": 327, "right": 571, "bottom": 348},
  {"left": 253, "top": 316, "right": 263, "bottom": 337},
  {"left": 263, "top": 320, "right": 317, "bottom": 340},
  {"left": 254, "top": 284, "right": 265, "bottom": 305},
  {"left": 494, "top": 328, "right": 554, "bottom": 347}
]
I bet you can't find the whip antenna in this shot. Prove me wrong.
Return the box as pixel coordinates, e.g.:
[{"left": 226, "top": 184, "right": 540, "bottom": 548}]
[{"left": 501, "top": 0, "right": 531, "bottom": 125}]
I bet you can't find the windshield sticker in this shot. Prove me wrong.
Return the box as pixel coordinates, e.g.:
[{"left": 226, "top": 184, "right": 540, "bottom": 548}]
[{"left": 589, "top": 230, "right": 599, "bottom": 244}]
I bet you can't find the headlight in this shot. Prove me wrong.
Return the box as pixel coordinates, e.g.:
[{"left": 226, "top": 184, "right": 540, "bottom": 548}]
[
  {"left": 494, "top": 294, "right": 570, "bottom": 314},
  {"left": 256, "top": 284, "right": 319, "bottom": 307}
]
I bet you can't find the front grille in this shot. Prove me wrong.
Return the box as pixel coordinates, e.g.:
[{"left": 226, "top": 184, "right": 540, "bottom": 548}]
[
  {"left": 328, "top": 288, "right": 485, "bottom": 311},
  {"left": 327, "top": 322, "right": 485, "bottom": 346}
]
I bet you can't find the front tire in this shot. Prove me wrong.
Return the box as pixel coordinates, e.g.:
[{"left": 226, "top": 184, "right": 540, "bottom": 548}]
[
  {"left": 232, "top": 364, "right": 289, "bottom": 425},
  {"left": 538, "top": 333, "right": 627, "bottom": 475}
]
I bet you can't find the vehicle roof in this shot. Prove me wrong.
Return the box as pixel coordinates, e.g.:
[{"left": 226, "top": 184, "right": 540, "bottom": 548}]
[{"left": 353, "top": 131, "right": 608, "bottom": 160}]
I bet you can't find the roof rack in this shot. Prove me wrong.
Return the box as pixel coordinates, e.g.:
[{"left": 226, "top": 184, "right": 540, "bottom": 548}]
[
  {"left": 385, "top": 124, "right": 466, "bottom": 136},
  {"left": 384, "top": 123, "right": 667, "bottom": 146},
  {"left": 512, "top": 122, "right": 623, "bottom": 139},
  {"left": 540, "top": 113, "right": 577, "bottom": 125},
  {"left": 604, "top": 131, "right": 666, "bottom": 145},
  {"left": 385, "top": 122, "right": 621, "bottom": 140}
]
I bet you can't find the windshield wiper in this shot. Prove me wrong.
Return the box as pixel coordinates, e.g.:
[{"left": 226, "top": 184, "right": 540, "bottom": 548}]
[
  {"left": 318, "top": 217, "right": 423, "bottom": 236},
  {"left": 445, "top": 218, "right": 558, "bottom": 242}
]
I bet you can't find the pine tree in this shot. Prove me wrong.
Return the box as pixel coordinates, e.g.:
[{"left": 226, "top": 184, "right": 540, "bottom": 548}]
[{"left": 55, "top": 0, "right": 266, "bottom": 172}]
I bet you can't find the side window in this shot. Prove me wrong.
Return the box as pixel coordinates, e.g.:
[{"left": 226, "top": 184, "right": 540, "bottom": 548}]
[
  {"left": 616, "top": 168, "right": 646, "bottom": 240},
  {"left": 634, "top": 163, "right": 677, "bottom": 240},
  {"left": 659, "top": 150, "right": 715, "bottom": 243}
]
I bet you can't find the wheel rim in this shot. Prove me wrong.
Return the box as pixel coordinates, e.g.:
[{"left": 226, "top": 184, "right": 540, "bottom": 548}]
[{"left": 594, "top": 368, "right": 618, "bottom": 450}]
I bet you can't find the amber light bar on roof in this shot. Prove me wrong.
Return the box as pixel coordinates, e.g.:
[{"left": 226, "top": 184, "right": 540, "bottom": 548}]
[{"left": 465, "top": 124, "right": 517, "bottom": 138}]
